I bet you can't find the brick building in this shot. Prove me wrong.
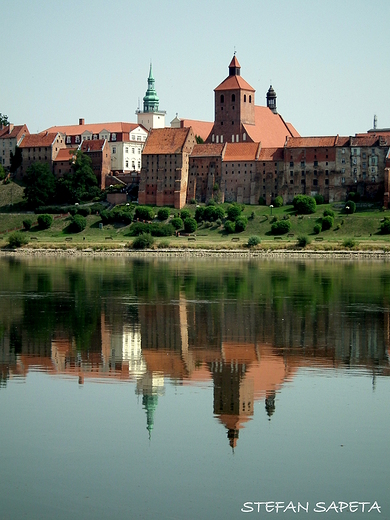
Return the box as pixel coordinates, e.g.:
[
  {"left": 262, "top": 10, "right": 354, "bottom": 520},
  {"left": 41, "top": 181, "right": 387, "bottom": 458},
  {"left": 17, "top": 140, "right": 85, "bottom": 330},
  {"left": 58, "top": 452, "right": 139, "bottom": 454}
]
[
  {"left": 0, "top": 124, "right": 29, "bottom": 169},
  {"left": 18, "top": 132, "right": 66, "bottom": 178},
  {"left": 80, "top": 139, "right": 111, "bottom": 190}
]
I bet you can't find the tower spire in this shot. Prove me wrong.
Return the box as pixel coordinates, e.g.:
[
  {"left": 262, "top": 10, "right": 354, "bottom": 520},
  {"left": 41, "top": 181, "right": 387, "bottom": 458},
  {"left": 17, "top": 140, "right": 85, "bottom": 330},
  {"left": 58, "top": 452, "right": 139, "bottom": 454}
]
[{"left": 143, "top": 62, "right": 160, "bottom": 113}]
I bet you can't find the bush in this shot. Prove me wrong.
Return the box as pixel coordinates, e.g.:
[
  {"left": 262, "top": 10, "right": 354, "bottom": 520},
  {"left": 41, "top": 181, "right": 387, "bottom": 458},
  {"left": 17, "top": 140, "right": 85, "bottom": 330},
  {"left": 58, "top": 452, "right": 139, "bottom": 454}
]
[
  {"left": 343, "top": 238, "right": 356, "bottom": 248},
  {"left": 203, "top": 206, "right": 217, "bottom": 222},
  {"left": 77, "top": 206, "right": 91, "bottom": 217},
  {"left": 314, "top": 194, "right": 324, "bottom": 205},
  {"left": 204, "top": 221, "right": 212, "bottom": 228},
  {"left": 226, "top": 203, "right": 242, "bottom": 221},
  {"left": 7, "top": 231, "right": 29, "bottom": 248},
  {"left": 109, "top": 205, "right": 133, "bottom": 224},
  {"left": 158, "top": 240, "right": 170, "bottom": 248},
  {"left": 171, "top": 217, "right": 183, "bottom": 230},
  {"left": 183, "top": 217, "right": 197, "bottom": 233},
  {"left": 68, "top": 207, "right": 78, "bottom": 216},
  {"left": 258, "top": 197, "right": 266, "bottom": 206},
  {"left": 23, "top": 219, "right": 32, "bottom": 231},
  {"left": 189, "top": 198, "right": 196, "bottom": 204},
  {"left": 68, "top": 214, "right": 87, "bottom": 233},
  {"left": 214, "top": 206, "right": 225, "bottom": 220},
  {"left": 345, "top": 200, "right": 356, "bottom": 214},
  {"left": 293, "top": 195, "right": 317, "bottom": 214},
  {"left": 224, "top": 220, "right": 236, "bottom": 234},
  {"left": 321, "top": 215, "right": 334, "bottom": 231},
  {"left": 134, "top": 206, "right": 154, "bottom": 221},
  {"left": 247, "top": 236, "right": 261, "bottom": 247},
  {"left": 348, "top": 192, "right": 360, "bottom": 203},
  {"left": 37, "top": 214, "right": 53, "bottom": 230},
  {"left": 180, "top": 209, "right": 191, "bottom": 220},
  {"left": 130, "top": 222, "right": 174, "bottom": 237},
  {"left": 273, "top": 196, "right": 283, "bottom": 207},
  {"left": 206, "top": 199, "right": 216, "bottom": 206},
  {"left": 157, "top": 208, "right": 170, "bottom": 221},
  {"left": 235, "top": 216, "right": 248, "bottom": 232},
  {"left": 297, "top": 235, "right": 311, "bottom": 247},
  {"left": 100, "top": 210, "right": 110, "bottom": 224},
  {"left": 323, "top": 209, "right": 335, "bottom": 218},
  {"left": 194, "top": 206, "right": 205, "bottom": 222},
  {"left": 314, "top": 224, "right": 322, "bottom": 234},
  {"left": 215, "top": 218, "right": 222, "bottom": 227},
  {"left": 380, "top": 220, "right": 390, "bottom": 234},
  {"left": 271, "top": 220, "right": 291, "bottom": 235},
  {"left": 132, "top": 233, "right": 154, "bottom": 249}
]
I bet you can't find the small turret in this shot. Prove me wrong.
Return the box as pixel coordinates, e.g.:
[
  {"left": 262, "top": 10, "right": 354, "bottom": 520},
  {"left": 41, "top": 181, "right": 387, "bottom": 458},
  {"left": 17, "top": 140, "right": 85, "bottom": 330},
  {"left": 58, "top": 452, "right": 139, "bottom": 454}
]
[{"left": 266, "top": 85, "right": 277, "bottom": 114}]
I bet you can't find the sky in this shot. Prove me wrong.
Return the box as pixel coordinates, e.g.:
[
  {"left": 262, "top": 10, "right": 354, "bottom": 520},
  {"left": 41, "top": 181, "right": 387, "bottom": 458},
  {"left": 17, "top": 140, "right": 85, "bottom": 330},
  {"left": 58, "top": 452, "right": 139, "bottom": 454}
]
[{"left": 1, "top": 0, "right": 389, "bottom": 137}]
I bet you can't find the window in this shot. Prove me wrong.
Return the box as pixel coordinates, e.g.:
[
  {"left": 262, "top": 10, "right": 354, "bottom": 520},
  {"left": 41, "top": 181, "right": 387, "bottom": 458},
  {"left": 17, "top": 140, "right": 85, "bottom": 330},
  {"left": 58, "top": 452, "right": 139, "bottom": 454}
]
[
  {"left": 138, "top": 161, "right": 140, "bottom": 168},
  {"left": 352, "top": 157, "right": 357, "bottom": 165},
  {"left": 341, "top": 177, "right": 345, "bottom": 183},
  {"left": 300, "top": 161, "right": 305, "bottom": 168},
  {"left": 249, "top": 95, "right": 252, "bottom": 103},
  {"left": 93, "top": 135, "right": 97, "bottom": 140},
  {"left": 231, "top": 94, "right": 235, "bottom": 102},
  {"left": 232, "top": 135, "right": 234, "bottom": 142},
  {"left": 314, "top": 170, "right": 317, "bottom": 176},
  {"left": 325, "top": 179, "right": 329, "bottom": 185},
  {"left": 290, "top": 161, "right": 294, "bottom": 167},
  {"left": 341, "top": 158, "right": 345, "bottom": 164},
  {"left": 290, "top": 180, "right": 294, "bottom": 184},
  {"left": 243, "top": 133, "right": 246, "bottom": 141},
  {"left": 75, "top": 136, "right": 80, "bottom": 143},
  {"left": 125, "top": 160, "right": 129, "bottom": 168},
  {"left": 313, "top": 179, "right": 318, "bottom": 186},
  {"left": 236, "top": 134, "right": 239, "bottom": 142},
  {"left": 112, "top": 147, "right": 116, "bottom": 154},
  {"left": 314, "top": 160, "right": 318, "bottom": 167},
  {"left": 244, "top": 94, "right": 246, "bottom": 102},
  {"left": 66, "top": 136, "right": 71, "bottom": 144},
  {"left": 132, "top": 148, "right": 135, "bottom": 154},
  {"left": 216, "top": 135, "right": 219, "bottom": 143},
  {"left": 111, "top": 133, "right": 117, "bottom": 141},
  {"left": 125, "top": 147, "right": 129, "bottom": 153},
  {"left": 137, "top": 136, "right": 142, "bottom": 141},
  {"left": 221, "top": 135, "right": 223, "bottom": 143},
  {"left": 362, "top": 152, "right": 366, "bottom": 159},
  {"left": 220, "top": 94, "right": 224, "bottom": 103}
]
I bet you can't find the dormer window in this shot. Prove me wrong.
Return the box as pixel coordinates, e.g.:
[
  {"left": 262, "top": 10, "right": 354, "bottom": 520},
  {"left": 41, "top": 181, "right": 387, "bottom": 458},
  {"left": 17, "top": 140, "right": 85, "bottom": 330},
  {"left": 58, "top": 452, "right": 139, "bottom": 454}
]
[{"left": 111, "top": 133, "right": 117, "bottom": 141}]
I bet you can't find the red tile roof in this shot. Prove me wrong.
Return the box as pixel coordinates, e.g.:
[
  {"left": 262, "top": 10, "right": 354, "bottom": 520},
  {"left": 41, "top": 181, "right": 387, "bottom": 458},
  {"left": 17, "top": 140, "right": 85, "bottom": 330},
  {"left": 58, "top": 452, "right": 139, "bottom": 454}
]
[
  {"left": 80, "top": 139, "right": 106, "bottom": 152},
  {"left": 178, "top": 119, "right": 213, "bottom": 141},
  {"left": 215, "top": 75, "right": 255, "bottom": 92},
  {"left": 258, "top": 147, "right": 284, "bottom": 161},
  {"left": 223, "top": 142, "right": 261, "bottom": 161},
  {"left": 19, "top": 132, "right": 60, "bottom": 148},
  {"left": 243, "top": 106, "right": 299, "bottom": 147},
  {"left": 45, "top": 122, "right": 144, "bottom": 136},
  {"left": 229, "top": 55, "right": 241, "bottom": 69},
  {"left": 0, "top": 124, "right": 29, "bottom": 140},
  {"left": 285, "top": 136, "right": 339, "bottom": 148},
  {"left": 53, "top": 148, "right": 75, "bottom": 162},
  {"left": 190, "top": 143, "right": 225, "bottom": 157},
  {"left": 143, "top": 127, "right": 192, "bottom": 154}
]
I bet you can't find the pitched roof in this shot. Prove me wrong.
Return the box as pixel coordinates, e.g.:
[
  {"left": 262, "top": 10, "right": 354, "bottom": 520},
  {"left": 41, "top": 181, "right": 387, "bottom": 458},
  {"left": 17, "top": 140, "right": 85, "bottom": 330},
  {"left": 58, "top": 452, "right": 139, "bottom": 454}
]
[
  {"left": 258, "top": 147, "right": 284, "bottom": 161},
  {"left": 285, "top": 136, "right": 339, "bottom": 148},
  {"left": 223, "top": 142, "right": 261, "bottom": 161},
  {"left": 0, "top": 124, "right": 28, "bottom": 140},
  {"left": 215, "top": 75, "right": 255, "bottom": 92},
  {"left": 190, "top": 143, "right": 225, "bottom": 157},
  {"left": 243, "top": 106, "right": 300, "bottom": 148},
  {"left": 143, "top": 127, "right": 192, "bottom": 154},
  {"left": 19, "top": 132, "right": 60, "bottom": 148},
  {"left": 45, "top": 122, "right": 145, "bottom": 136},
  {"left": 178, "top": 119, "right": 213, "bottom": 141},
  {"left": 80, "top": 139, "right": 107, "bottom": 152},
  {"left": 53, "top": 148, "right": 75, "bottom": 162},
  {"left": 229, "top": 55, "right": 241, "bottom": 69}
]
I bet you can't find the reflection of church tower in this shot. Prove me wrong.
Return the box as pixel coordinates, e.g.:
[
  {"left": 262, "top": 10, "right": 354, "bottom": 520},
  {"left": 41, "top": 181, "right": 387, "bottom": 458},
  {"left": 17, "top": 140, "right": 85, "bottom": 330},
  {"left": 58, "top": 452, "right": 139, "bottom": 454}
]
[
  {"left": 136, "top": 371, "right": 165, "bottom": 439},
  {"left": 265, "top": 391, "right": 276, "bottom": 420},
  {"left": 142, "top": 394, "right": 158, "bottom": 438},
  {"left": 136, "top": 63, "right": 166, "bottom": 131},
  {"left": 211, "top": 361, "right": 254, "bottom": 449}
]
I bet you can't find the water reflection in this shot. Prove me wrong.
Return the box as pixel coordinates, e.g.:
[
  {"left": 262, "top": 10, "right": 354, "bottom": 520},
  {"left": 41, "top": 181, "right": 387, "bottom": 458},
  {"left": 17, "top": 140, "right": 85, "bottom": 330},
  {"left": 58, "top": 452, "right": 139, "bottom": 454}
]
[{"left": 0, "top": 257, "right": 389, "bottom": 449}]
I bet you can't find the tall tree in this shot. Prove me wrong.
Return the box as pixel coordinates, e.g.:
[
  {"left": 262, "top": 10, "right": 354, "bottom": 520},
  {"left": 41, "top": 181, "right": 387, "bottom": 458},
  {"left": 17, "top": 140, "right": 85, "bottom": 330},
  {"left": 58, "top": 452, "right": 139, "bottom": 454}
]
[
  {"left": 24, "top": 162, "right": 56, "bottom": 208},
  {"left": 56, "top": 150, "right": 100, "bottom": 203},
  {"left": 0, "top": 113, "right": 9, "bottom": 127}
]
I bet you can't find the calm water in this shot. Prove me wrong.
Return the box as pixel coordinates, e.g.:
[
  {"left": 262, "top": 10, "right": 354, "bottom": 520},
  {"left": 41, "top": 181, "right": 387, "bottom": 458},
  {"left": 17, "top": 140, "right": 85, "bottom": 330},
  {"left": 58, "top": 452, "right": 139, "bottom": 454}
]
[{"left": 0, "top": 257, "right": 388, "bottom": 520}]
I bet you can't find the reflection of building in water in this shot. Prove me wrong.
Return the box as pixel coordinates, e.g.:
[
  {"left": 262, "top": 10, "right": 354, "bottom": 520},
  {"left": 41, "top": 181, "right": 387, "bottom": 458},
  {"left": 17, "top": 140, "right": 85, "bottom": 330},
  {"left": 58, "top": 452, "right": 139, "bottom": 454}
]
[{"left": 136, "top": 371, "right": 165, "bottom": 438}]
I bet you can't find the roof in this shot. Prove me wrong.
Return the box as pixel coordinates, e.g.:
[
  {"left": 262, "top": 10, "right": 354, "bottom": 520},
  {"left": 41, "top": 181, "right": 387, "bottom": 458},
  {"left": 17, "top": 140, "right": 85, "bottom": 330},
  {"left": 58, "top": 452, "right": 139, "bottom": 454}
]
[
  {"left": 215, "top": 75, "right": 255, "bottom": 92},
  {"left": 190, "top": 143, "right": 225, "bottom": 157},
  {"left": 243, "top": 106, "right": 300, "bottom": 147},
  {"left": 45, "top": 122, "right": 146, "bottom": 136},
  {"left": 178, "top": 119, "right": 213, "bottom": 141},
  {"left": 223, "top": 142, "right": 261, "bottom": 161},
  {"left": 258, "top": 147, "right": 284, "bottom": 161},
  {"left": 142, "top": 127, "right": 192, "bottom": 154},
  {"left": 0, "top": 124, "right": 28, "bottom": 140},
  {"left": 80, "top": 139, "right": 107, "bottom": 152},
  {"left": 229, "top": 55, "right": 241, "bottom": 69},
  {"left": 285, "top": 136, "right": 339, "bottom": 148},
  {"left": 53, "top": 148, "right": 75, "bottom": 162},
  {"left": 19, "top": 132, "right": 60, "bottom": 148}
]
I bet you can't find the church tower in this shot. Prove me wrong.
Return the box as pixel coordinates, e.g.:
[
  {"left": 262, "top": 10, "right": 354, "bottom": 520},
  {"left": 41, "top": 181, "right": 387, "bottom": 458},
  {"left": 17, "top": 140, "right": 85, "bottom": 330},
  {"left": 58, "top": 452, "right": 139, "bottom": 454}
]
[
  {"left": 266, "top": 85, "right": 277, "bottom": 114},
  {"left": 137, "top": 63, "right": 166, "bottom": 131}
]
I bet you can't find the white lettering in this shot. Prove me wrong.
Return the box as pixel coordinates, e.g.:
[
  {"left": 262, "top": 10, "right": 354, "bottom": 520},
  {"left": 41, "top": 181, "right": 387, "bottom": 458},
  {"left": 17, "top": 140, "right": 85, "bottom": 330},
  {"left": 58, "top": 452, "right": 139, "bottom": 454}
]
[
  {"left": 326, "top": 501, "right": 339, "bottom": 513},
  {"left": 298, "top": 502, "right": 309, "bottom": 513},
  {"left": 360, "top": 502, "right": 370, "bottom": 512},
  {"left": 339, "top": 502, "right": 349, "bottom": 512},
  {"left": 283, "top": 501, "right": 297, "bottom": 513},
  {"left": 368, "top": 501, "right": 381, "bottom": 513},
  {"left": 314, "top": 502, "right": 326, "bottom": 513},
  {"left": 241, "top": 502, "right": 253, "bottom": 513},
  {"left": 266, "top": 502, "right": 275, "bottom": 513},
  {"left": 275, "top": 502, "right": 285, "bottom": 513},
  {"left": 254, "top": 502, "right": 266, "bottom": 512},
  {"left": 350, "top": 502, "right": 359, "bottom": 513}
]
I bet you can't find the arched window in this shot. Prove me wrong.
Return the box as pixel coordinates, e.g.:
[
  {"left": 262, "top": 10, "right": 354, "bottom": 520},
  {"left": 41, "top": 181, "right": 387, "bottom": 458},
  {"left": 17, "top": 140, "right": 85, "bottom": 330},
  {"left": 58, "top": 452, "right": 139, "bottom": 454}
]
[
  {"left": 220, "top": 94, "right": 224, "bottom": 103},
  {"left": 232, "top": 94, "right": 235, "bottom": 102},
  {"left": 249, "top": 95, "right": 252, "bottom": 103},
  {"left": 244, "top": 94, "right": 246, "bottom": 102}
]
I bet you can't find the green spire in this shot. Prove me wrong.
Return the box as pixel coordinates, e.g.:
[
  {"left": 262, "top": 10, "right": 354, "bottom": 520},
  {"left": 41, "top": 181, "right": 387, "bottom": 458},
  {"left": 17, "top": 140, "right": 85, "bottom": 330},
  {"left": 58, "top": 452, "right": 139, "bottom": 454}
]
[
  {"left": 142, "top": 394, "right": 158, "bottom": 439},
  {"left": 143, "top": 63, "right": 160, "bottom": 113}
]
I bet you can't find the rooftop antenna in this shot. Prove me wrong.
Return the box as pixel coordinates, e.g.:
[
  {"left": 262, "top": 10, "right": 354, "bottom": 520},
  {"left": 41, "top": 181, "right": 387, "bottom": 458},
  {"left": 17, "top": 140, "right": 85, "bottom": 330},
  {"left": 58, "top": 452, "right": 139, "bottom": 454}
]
[
  {"left": 373, "top": 114, "right": 377, "bottom": 130},
  {"left": 234, "top": 46, "right": 236, "bottom": 56}
]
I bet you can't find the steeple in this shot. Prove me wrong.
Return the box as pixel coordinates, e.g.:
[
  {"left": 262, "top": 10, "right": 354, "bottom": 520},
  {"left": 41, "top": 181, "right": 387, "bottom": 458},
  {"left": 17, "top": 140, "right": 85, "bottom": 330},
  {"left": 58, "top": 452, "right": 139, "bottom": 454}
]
[
  {"left": 266, "top": 85, "right": 277, "bottom": 114},
  {"left": 143, "top": 63, "right": 160, "bottom": 113},
  {"left": 229, "top": 53, "right": 241, "bottom": 76}
]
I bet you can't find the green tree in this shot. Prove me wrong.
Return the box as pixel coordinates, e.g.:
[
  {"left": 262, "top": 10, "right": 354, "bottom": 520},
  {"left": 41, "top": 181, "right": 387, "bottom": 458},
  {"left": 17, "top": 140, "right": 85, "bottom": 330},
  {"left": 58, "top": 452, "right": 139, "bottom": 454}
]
[
  {"left": 195, "top": 135, "right": 204, "bottom": 144},
  {"left": 0, "top": 113, "right": 9, "bottom": 127},
  {"left": 0, "top": 164, "right": 6, "bottom": 180},
  {"left": 10, "top": 146, "right": 22, "bottom": 173},
  {"left": 227, "top": 203, "right": 242, "bottom": 221},
  {"left": 293, "top": 195, "right": 316, "bottom": 214},
  {"left": 24, "top": 163, "right": 56, "bottom": 208}
]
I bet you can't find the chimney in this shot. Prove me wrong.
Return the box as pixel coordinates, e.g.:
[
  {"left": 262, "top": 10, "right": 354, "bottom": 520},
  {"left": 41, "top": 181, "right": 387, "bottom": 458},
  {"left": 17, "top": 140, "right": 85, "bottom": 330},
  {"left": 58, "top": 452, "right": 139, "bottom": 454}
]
[
  {"left": 8, "top": 123, "right": 14, "bottom": 134},
  {"left": 79, "top": 118, "right": 85, "bottom": 126}
]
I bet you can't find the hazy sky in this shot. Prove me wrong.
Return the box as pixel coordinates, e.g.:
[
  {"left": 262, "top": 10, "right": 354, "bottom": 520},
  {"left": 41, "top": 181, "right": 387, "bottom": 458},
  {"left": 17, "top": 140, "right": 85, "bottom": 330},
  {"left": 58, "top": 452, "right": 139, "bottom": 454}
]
[{"left": 2, "top": 0, "right": 389, "bottom": 137}]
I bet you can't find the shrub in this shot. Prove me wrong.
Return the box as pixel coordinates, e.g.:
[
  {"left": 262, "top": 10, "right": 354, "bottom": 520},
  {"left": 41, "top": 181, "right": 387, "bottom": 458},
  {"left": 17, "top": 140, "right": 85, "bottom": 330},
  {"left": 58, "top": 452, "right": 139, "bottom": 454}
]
[
  {"left": 109, "top": 206, "right": 133, "bottom": 224},
  {"left": 323, "top": 209, "right": 335, "bottom": 218},
  {"left": 235, "top": 216, "right": 248, "bottom": 232},
  {"left": 100, "top": 210, "right": 110, "bottom": 224},
  {"left": 184, "top": 217, "right": 197, "bottom": 233},
  {"left": 321, "top": 215, "right": 334, "bottom": 231},
  {"left": 132, "top": 233, "right": 154, "bottom": 249},
  {"left": 380, "top": 220, "right": 390, "bottom": 234},
  {"left": 226, "top": 203, "right": 242, "bottom": 221},
  {"left": 273, "top": 196, "right": 283, "bottom": 207},
  {"left": 180, "top": 209, "right": 191, "bottom": 220},
  {"left": 158, "top": 240, "right": 170, "bottom": 248},
  {"left": 189, "top": 198, "right": 196, "bottom": 204},
  {"left": 203, "top": 206, "right": 217, "bottom": 222},
  {"left": 314, "top": 224, "right": 322, "bottom": 234},
  {"left": 171, "top": 217, "right": 183, "bottom": 230},
  {"left": 271, "top": 220, "right": 291, "bottom": 234},
  {"left": 343, "top": 238, "right": 356, "bottom": 248},
  {"left": 214, "top": 206, "right": 225, "bottom": 220},
  {"left": 258, "top": 196, "right": 266, "bottom": 206},
  {"left": 77, "top": 206, "right": 91, "bottom": 217},
  {"left": 293, "top": 195, "right": 317, "bottom": 214},
  {"left": 68, "top": 207, "right": 78, "bottom": 216},
  {"left": 23, "top": 219, "right": 32, "bottom": 231},
  {"left": 37, "top": 214, "right": 53, "bottom": 230},
  {"left": 157, "top": 208, "right": 170, "bottom": 221},
  {"left": 247, "top": 236, "right": 261, "bottom": 247},
  {"left": 270, "top": 216, "right": 278, "bottom": 223},
  {"left": 215, "top": 218, "right": 222, "bottom": 227},
  {"left": 297, "top": 235, "right": 311, "bottom": 247},
  {"left": 334, "top": 223, "right": 341, "bottom": 231},
  {"left": 345, "top": 200, "right": 356, "bottom": 214},
  {"left": 68, "top": 214, "right": 87, "bottom": 233},
  {"left": 134, "top": 206, "right": 154, "bottom": 221},
  {"left": 224, "top": 220, "right": 236, "bottom": 234},
  {"left": 314, "top": 194, "right": 324, "bottom": 205},
  {"left": 348, "top": 192, "right": 360, "bottom": 203},
  {"left": 250, "top": 211, "right": 255, "bottom": 219},
  {"left": 206, "top": 199, "right": 216, "bottom": 206},
  {"left": 130, "top": 222, "right": 174, "bottom": 237},
  {"left": 7, "top": 231, "right": 29, "bottom": 248},
  {"left": 194, "top": 206, "right": 205, "bottom": 222}
]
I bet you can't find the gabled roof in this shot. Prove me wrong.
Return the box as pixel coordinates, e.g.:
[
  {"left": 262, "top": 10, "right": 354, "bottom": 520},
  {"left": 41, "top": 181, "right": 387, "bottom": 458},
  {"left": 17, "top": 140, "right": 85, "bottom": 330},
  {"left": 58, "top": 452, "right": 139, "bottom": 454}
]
[
  {"left": 177, "top": 119, "right": 213, "bottom": 141},
  {"left": 285, "top": 136, "right": 339, "bottom": 148},
  {"left": 80, "top": 139, "right": 107, "bottom": 152},
  {"left": 0, "top": 124, "right": 29, "bottom": 140},
  {"left": 45, "top": 122, "right": 146, "bottom": 136},
  {"left": 190, "top": 143, "right": 225, "bottom": 158},
  {"left": 215, "top": 75, "right": 255, "bottom": 92},
  {"left": 142, "top": 127, "right": 192, "bottom": 154},
  {"left": 19, "top": 132, "right": 60, "bottom": 148},
  {"left": 53, "top": 148, "right": 75, "bottom": 162},
  {"left": 258, "top": 147, "right": 284, "bottom": 161},
  {"left": 223, "top": 142, "right": 261, "bottom": 161},
  {"left": 243, "top": 106, "right": 300, "bottom": 148}
]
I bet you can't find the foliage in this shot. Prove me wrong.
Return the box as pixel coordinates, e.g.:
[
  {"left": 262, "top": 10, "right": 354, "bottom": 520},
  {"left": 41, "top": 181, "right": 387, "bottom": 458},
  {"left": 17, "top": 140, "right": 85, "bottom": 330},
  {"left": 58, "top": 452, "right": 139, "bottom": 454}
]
[
  {"left": 132, "top": 233, "right": 154, "bottom": 249},
  {"left": 0, "top": 113, "right": 9, "bottom": 127},
  {"left": 130, "top": 222, "right": 174, "bottom": 237},
  {"left": 37, "top": 214, "right": 53, "bottom": 230},
  {"left": 195, "top": 135, "right": 204, "bottom": 144},
  {"left": 314, "top": 194, "right": 324, "bottom": 205},
  {"left": 215, "top": 218, "right": 222, "bottom": 227},
  {"left": 273, "top": 196, "right": 283, "bottom": 207},
  {"left": 10, "top": 146, "right": 22, "bottom": 173},
  {"left": 68, "top": 214, "right": 87, "bottom": 233},
  {"left": 293, "top": 195, "right": 316, "bottom": 214},
  {"left": 380, "top": 219, "right": 390, "bottom": 234},
  {"left": 189, "top": 198, "right": 196, "bottom": 204},
  {"left": 323, "top": 209, "right": 335, "bottom": 218},
  {"left": 24, "top": 162, "right": 56, "bottom": 208},
  {"left": 0, "top": 164, "right": 6, "bottom": 180},
  {"left": 347, "top": 192, "right": 360, "bottom": 202},
  {"left": 180, "top": 209, "right": 191, "bottom": 220},
  {"left": 224, "top": 220, "right": 236, "bottom": 234},
  {"left": 258, "top": 196, "right": 266, "bottom": 206},
  {"left": 297, "top": 235, "right": 311, "bottom": 247},
  {"left": 171, "top": 217, "right": 183, "bottom": 230},
  {"left": 226, "top": 203, "right": 243, "bottom": 221},
  {"left": 195, "top": 206, "right": 205, "bottom": 222},
  {"left": 321, "top": 215, "right": 334, "bottom": 231},
  {"left": 23, "top": 219, "right": 32, "bottom": 230},
  {"left": 77, "top": 206, "right": 91, "bottom": 217},
  {"left": 235, "top": 216, "right": 248, "bottom": 232},
  {"left": 158, "top": 240, "right": 170, "bottom": 248},
  {"left": 271, "top": 220, "right": 291, "bottom": 234},
  {"left": 157, "top": 208, "right": 170, "bottom": 221},
  {"left": 247, "top": 235, "right": 261, "bottom": 247},
  {"left": 7, "top": 231, "right": 29, "bottom": 248},
  {"left": 343, "top": 238, "right": 356, "bottom": 248},
  {"left": 183, "top": 217, "right": 197, "bottom": 233},
  {"left": 134, "top": 206, "right": 154, "bottom": 221},
  {"left": 345, "top": 200, "right": 356, "bottom": 214},
  {"left": 314, "top": 223, "right": 322, "bottom": 234},
  {"left": 56, "top": 150, "right": 99, "bottom": 203}
]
